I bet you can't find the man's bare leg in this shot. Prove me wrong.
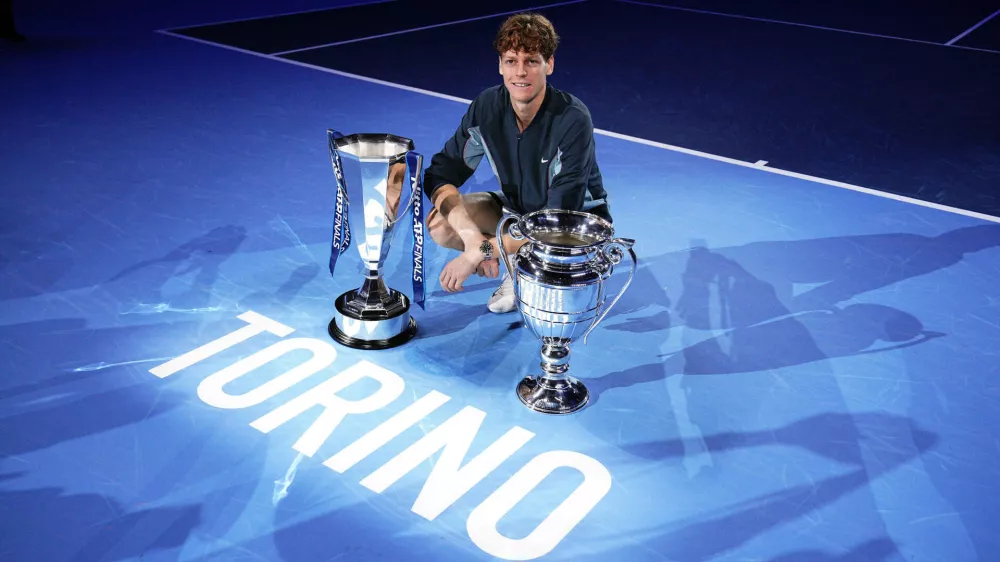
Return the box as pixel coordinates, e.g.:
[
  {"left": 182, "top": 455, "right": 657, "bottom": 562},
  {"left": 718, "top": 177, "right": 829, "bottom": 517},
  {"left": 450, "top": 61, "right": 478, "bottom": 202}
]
[
  {"left": 427, "top": 192, "right": 527, "bottom": 265},
  {"left": 427, "top": 192, "right": 499, "bottom": 278},
  {"left": 426, "top": 192, "right": 501, "bottom": 251},
  {"left": 426, "top": 192, "right": 525, "bottom": 312}
]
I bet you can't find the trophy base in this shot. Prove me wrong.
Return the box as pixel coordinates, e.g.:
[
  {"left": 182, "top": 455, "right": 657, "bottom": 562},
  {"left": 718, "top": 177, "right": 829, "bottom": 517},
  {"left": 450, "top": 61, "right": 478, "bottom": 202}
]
[
  {"left": 516, "top": 375, "right": 590, "bottom": 415},
  {"left": 328, "top": 289, "right": 417, "bottom": 350}
]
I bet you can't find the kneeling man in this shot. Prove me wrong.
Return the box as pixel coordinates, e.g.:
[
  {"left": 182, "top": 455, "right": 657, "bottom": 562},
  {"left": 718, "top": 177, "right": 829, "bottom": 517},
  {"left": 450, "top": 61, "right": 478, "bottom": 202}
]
[{"left": 423, "top": 12, "right": 613, "bottom": 313}]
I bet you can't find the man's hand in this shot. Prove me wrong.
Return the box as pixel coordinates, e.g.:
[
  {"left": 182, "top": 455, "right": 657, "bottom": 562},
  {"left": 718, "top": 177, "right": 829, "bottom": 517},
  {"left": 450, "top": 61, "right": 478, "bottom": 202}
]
[
  {"left": 440, "top": 250, "right": 484, "bottom": 292},
  {"left": 477, "top": 258, "right": 500, "bottom": 278}
]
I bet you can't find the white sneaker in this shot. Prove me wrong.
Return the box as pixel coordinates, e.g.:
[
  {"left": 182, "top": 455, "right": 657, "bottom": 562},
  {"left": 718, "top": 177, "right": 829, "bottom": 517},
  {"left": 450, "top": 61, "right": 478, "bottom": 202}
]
[{"left": 487, "top": 274, "right": 517, "bottom": 313}]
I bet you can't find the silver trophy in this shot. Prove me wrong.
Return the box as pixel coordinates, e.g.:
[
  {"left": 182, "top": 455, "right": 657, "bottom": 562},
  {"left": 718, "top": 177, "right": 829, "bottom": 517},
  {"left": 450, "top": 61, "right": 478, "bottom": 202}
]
[
  {"left": 497, "top": 209, "right": 637, "bottom": 414},
  {"left": 326, "top": 130, "right": 426, "bottom": 349}
]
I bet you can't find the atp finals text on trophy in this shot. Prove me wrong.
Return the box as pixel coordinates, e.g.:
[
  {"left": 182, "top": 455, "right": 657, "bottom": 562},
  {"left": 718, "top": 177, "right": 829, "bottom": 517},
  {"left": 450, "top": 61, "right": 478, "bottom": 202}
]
[{"left": 326, "top": 130, "right": 426, "bottom": 349}]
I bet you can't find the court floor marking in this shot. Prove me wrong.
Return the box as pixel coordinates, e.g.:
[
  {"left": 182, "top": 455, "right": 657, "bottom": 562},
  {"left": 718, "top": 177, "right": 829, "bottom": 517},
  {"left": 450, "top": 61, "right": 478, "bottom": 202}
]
[
  {"left": 158, "top": 30, "right": 474, "bottom": 103},
  {"left": 157, "top": 29, "right": 1000, "bottom": 226},
  {"left": 269, "top": 0, "right": 589, "bottom": 56},
  {"left": 162, "top": 0, "right": 396, "bottom": 31},
  {"left": 946, "top": 8, "right": 1000, "bottom": 46},
  {"left": 616, "top": 0, "right": 1000, "bottom": 55}
]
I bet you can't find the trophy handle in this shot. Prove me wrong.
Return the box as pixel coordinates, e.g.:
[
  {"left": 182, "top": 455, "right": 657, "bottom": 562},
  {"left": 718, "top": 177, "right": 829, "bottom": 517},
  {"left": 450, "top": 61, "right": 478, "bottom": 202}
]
[
  {"left": 496, "top": 207, "right": 524, "bottom": 292},
  {"left": 583, "top": 238, "right": 637, "bottom": 345}
]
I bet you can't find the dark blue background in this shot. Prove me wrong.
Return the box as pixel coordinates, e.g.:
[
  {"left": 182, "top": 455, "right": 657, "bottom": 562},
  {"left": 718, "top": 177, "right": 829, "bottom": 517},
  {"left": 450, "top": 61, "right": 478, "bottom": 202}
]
[{"left": 171, "top": 0, "right": 1000, "bottom": 219}]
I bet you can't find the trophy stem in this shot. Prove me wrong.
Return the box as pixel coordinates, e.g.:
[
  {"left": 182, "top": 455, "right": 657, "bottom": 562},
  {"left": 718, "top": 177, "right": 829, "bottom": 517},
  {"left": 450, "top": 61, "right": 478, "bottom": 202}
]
[
  {"left": 516, "top": 340, "right": 590, "bottom": 415},
  {"left": 540, "top": 342, "right": 570, "bottom": 381},
  {"left": 356, "top": 275, "right": 393, "bottom": 308}
]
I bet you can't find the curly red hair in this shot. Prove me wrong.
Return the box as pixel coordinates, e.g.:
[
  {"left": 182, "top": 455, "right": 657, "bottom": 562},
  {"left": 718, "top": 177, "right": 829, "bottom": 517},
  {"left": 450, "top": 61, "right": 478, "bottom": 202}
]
[{"left": 493, "top": 12, "right": 560, "bottom": 60}]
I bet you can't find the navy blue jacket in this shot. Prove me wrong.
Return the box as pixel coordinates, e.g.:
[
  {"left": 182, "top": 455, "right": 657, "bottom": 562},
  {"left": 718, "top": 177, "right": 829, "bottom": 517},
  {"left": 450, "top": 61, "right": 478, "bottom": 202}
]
[{"left": 423, "top": 83, "right": 612, "bottom": 223}]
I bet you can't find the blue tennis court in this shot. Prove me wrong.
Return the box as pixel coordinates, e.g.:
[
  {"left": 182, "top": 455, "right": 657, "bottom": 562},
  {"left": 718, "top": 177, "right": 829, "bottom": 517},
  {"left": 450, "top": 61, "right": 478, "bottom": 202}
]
[{"left": 3, "top": 1, "right": 1000, "bottom": 560}]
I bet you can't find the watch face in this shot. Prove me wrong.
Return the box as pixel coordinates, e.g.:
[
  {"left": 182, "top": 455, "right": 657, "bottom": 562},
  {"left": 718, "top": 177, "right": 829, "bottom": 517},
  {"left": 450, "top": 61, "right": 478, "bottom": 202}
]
[{"left": 480, "top": 240, "right": 492, "bottom": 258}]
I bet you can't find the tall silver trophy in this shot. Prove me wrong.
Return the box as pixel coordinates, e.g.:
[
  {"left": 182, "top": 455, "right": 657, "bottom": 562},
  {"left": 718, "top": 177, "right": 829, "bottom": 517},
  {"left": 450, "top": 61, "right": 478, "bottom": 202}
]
[
  {"left": 497, "top": 209, "right": 637, "bottom": 414},
  {"left": 326, "top": 130, "right": 426, "bottom": 349}
]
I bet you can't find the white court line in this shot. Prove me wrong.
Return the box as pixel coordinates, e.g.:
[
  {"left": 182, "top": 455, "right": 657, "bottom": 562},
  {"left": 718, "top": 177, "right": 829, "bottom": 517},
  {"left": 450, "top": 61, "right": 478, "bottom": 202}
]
[
  {"left": 270, "top": 0, "right": 588, "bottom": 56},
  {"left": 160, "top": 0, "right": 396, "bottom": 31},
  {"left": 157, "top": 30, "right": 1000, "bottom": 226},
  {"left": 946, "top": 8, "right": 1000, "bottom": 46},
  {"left": 157, "top": 30, "right": 473, "bottom": 103},
  {"left": 599, "top": 128, "right": 1000, "bottom": 224},
  {"left": 616, "top": 0, "right": 1000, "bottom": 55}
]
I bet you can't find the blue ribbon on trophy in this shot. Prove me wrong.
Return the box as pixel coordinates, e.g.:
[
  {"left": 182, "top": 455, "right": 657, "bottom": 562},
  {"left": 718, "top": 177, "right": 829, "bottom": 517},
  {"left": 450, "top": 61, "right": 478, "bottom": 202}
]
[
  {"left": 327, "top": 129, "right": 352, "bottom": 277},
  {"left": 405, "top": 150, "right": 425, "bottom": 310}
]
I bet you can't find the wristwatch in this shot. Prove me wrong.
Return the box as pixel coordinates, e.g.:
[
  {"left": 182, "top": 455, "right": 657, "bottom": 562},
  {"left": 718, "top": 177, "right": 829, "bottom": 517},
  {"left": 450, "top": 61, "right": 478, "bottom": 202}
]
[{"left": 479, "top": 239, "right": 494, "bottom": 261}]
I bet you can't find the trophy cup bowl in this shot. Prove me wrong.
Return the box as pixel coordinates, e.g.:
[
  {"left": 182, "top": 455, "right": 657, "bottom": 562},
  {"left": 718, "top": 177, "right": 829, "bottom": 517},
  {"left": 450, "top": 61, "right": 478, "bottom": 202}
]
[
  {"left": 497, "top": 208, "right": 637, "bottom": 414},
  {"left": 326, "top": 131, "right": 425, "bottom": 349}
]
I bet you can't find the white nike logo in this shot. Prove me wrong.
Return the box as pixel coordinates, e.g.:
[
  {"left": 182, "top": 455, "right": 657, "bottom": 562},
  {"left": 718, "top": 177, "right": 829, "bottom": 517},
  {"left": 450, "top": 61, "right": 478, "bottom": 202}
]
[{"left": 541, "top": 158, "right": 549, "bottom": 163}]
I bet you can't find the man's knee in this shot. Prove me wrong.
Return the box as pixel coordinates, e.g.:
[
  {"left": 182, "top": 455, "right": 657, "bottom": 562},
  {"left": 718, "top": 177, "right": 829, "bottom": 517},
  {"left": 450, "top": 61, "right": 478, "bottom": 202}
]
[
  {"left": 464, "top": 192, "right": 503, "bottom": 234},
  {"left": 424, "top": 192, "right": 503, "bottom": 250},
  {"left": 425, "top": 206, "right": 458, "bottom": 249}
]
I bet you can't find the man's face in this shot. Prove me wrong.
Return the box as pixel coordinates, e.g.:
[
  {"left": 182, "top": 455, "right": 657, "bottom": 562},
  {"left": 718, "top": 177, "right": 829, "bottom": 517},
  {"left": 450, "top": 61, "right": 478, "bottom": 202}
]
[{"left": 499, "top": 50, "right": 553, "bottom": 104}]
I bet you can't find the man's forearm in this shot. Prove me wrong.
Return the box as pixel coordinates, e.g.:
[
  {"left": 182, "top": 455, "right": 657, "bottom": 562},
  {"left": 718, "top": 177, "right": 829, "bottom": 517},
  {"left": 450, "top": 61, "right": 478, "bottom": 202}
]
[{"left": 432, "top": 184, "right": 486, "bottom": 251}]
